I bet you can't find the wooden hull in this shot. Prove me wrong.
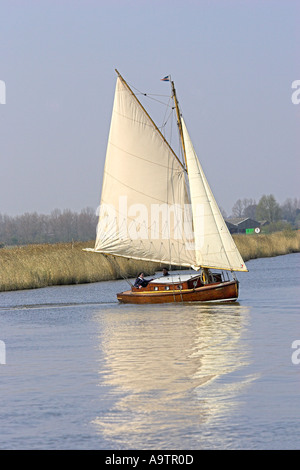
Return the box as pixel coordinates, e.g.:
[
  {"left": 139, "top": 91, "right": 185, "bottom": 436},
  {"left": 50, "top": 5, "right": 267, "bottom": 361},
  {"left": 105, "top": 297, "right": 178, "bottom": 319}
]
[{"left": 117, "top": 280, "right": 239, "bottom": 304}]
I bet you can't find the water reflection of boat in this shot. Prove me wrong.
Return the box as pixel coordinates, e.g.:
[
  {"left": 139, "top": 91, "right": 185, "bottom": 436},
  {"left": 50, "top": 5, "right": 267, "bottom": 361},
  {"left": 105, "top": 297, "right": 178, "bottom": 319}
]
[
  {"left": 86, "top": 70, "right": 248, "bottom": 304},
  {"left": 92, "top": 303, "right": 252, "bottom": 449}
]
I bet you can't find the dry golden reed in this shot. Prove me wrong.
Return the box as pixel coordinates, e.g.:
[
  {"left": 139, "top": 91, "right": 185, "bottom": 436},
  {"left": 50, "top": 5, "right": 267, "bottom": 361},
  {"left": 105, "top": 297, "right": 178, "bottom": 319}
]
[
  {"left": 233, "top": 230, "right": 300, "bottom": 261},
  {"left": 0, "top": 242, "right": 158, "bottom": 292},
  {"left": 0, "top": 231, "right": 299, "bottom": 292}
]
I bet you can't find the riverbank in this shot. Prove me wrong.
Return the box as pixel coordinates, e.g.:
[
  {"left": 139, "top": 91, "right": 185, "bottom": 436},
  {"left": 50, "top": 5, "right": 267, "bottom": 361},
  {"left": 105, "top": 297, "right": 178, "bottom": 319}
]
[
  {"left": 233, "top": 230, "right": 300, "bottom": 261},
  {"left": 0, "top": 242, "right": 159, "bottom": 292},
  {"left": 0, "top": 231, "right": 299, "bottom": 291}
]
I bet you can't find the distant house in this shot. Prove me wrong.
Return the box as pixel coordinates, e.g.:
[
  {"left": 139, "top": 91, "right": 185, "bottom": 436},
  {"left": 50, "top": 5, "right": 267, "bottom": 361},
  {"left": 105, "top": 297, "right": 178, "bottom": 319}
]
[{"left": 225, "top": 217, "right": 261, "bottom": 234}]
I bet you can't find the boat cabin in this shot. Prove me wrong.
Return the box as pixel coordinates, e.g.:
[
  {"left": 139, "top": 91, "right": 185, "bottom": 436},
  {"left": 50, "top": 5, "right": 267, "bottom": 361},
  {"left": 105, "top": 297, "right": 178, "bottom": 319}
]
[{"left": 132, "top": 272, "right": 223, "bottom": 292}]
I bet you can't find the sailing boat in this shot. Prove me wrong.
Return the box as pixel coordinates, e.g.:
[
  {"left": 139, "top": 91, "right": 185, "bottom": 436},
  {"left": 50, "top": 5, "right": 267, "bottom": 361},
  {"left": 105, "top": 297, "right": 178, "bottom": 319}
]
[{"left": 86, "top": 70, "right": 248, "bottom": 303}]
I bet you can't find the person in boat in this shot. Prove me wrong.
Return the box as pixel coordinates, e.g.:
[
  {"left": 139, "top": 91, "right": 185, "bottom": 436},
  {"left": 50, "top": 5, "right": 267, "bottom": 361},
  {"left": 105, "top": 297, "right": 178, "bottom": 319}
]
[
  {"left": 201, "top": 268, "right": 212, "bottom": 284},
  {"left": 162, "top": 268, "right": 169, "bottom": 276},
  {"left": 134, "top": 272, "right": 151, "bottom": 288}
]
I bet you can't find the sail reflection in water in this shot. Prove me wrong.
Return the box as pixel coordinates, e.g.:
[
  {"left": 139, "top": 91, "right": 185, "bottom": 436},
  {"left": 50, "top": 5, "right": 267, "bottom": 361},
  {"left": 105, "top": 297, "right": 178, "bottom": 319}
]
[{"left": 92, "top": 303, "right": 255, "bottom": 449}]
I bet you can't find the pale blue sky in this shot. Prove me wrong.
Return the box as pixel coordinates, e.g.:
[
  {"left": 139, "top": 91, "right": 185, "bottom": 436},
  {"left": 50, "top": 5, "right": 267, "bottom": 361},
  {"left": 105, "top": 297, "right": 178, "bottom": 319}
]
[{"left": 0, "top": 0, "right": 299, "bottom": 216}]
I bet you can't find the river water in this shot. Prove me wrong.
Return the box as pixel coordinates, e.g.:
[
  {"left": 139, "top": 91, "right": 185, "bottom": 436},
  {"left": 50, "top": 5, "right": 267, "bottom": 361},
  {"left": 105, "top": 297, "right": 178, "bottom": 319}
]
[{"left": 0, "top": 253, "right": 299, "bottom": 450}]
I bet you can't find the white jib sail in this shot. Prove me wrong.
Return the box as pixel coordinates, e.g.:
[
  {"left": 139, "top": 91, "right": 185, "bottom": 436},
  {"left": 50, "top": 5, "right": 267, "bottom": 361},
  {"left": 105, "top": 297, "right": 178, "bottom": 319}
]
[
  {"left": 181, "top": 117, "right": 248, "bottom": 272},
  {"left": 93, "top": 76, "right": 196, "bottom": 267}
]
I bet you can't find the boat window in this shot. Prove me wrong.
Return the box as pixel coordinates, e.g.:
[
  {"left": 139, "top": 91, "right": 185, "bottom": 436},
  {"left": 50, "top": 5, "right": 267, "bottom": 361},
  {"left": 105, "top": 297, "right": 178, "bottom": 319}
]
[
  {"left": 178, "top": 285, "right": 183, "bottom": 289},
  {"left": 154, "top": 286, "right": 158, "bottom": 291},
  {"left": 165, "top": 286, "right": 170, "bottom": 290}
]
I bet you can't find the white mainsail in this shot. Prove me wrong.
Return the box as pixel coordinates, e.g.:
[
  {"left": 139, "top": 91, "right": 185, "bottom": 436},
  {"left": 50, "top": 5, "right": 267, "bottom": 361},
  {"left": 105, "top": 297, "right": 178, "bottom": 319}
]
[
  {"left": 181, "top": 117, "right": 247, "bottom": 272},
  {"left": 92, "top": 74, "right": 195, "bottom": 267},
  {"left": 91, "top": 72, "right": 247, "bottom": 273}
]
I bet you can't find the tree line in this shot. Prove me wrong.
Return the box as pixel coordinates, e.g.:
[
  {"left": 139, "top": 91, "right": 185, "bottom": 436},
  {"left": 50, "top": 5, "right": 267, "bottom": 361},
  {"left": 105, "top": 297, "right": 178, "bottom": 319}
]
[
  {"left": 0, "top": 195, "right": 299, "bottom": 247},
  {"left": 0, "top": 208, "right": 98, "bottom": 247},
  {"left": 229, "top": 195, "right": 300, "bottom": 232}
]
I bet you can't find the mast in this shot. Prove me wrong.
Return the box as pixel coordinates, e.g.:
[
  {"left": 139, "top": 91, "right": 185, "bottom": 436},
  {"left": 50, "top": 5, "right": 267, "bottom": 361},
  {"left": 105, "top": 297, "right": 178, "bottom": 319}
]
[{"left": 171, "top": 80, "right": 188, "bottom": 172}]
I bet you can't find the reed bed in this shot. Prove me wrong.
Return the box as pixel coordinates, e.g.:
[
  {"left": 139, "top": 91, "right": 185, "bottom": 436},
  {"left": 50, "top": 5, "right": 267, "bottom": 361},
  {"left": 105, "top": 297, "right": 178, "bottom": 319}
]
[
  {"left": 0, "top": 242, "right": 159, "bottom": 292},
  {"left": 0, "top": 231, "right": 299, "bottom": 292},
  {"left": 233, "top": 230, "right": 300, "bottom": 262}
]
